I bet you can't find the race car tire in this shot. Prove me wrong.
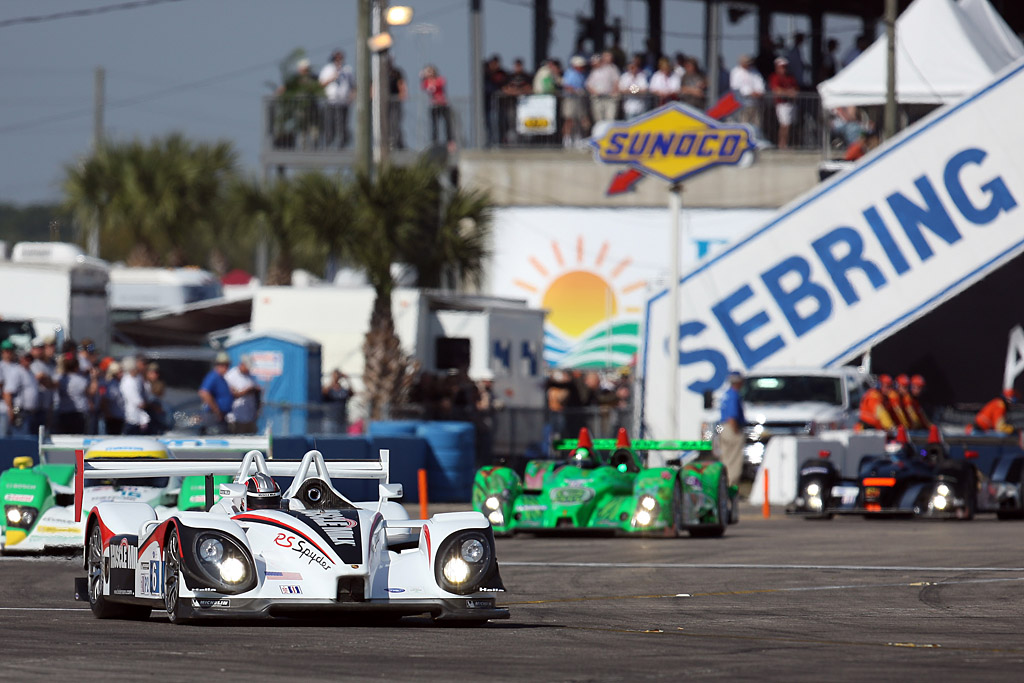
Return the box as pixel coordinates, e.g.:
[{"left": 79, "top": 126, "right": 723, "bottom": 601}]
[
  {"left": 670, "top": 479, "right": 684, "bottom": 538},
  {"left": 86, "top": 524, "right": 151, "bottom": 621},
  {"left": 960, "top": 470, "right": 977, "bottom": 521},
  {"left": 163, "top": 529, "right": 191, "bottom": 625},
  {"left": 689, "top": 476, "right": 728, "bottom": 538}
]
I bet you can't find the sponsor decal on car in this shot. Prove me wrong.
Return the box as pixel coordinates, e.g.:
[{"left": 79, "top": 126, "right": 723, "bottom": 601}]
[
  {"left": 297, "top": 510, "right": 357, "bottom": 546},
  {"left": 266, "top": 570, "right": 303, "bottom": 580},
  {"left": 293, "top": 539, "right": 332, "bottom": 571},
  {"left": 386, "top": 588, "right": 405, "bottom": 593},
  {"left": 7, "top": 483, "right": 35, "bottom": 489},
  {"left": 35, "top": 525, "right": 80, "bottom": 535},
  {"left": 4, "top": 493, "right": 34, "bottom": 502},
  {"left": 801, "top": 466, "right": 831, "bottom": 475},
  {"left": 279, "top": 585, "right": 302, "bottom": 595},
  {"left": 139, "top": 560, "right": 163, "bottom": 597},
  {"left": 466, "top": 599, "right": 492, "bottom": 609},
  {"left": 110, "top": 538, "right": 137, "bottom": 570},
  {"left": 192, "top": 598, "right": 230, "bottom": 608},
  {"left": 550, "top": 487, "right": 595, "bottom": 504}
]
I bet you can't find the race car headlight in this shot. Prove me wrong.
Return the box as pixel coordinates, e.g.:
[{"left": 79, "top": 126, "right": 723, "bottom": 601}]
[
  {"left": 435, "top": 530, "right": 495, "bottom": 595},
  {"left": 189, "top": 532, "right": 254, "bottom": 592},
  {"left": 806, "top": 483, "right": 821, "bottom": 497},
  {"left": 488, "top": 510, "right": 504, "bottom": 526},
  {"left": 218, "top": 557, "right": 247, "bottom": 584},
  {"left": 635, "top": 509, "right": 653, "bottom": 526},
  {"left": 932, "top": 495, "right": 948, "bottom": 510},
  {"left": 936, "top": 484, "right": 951, "bottom": 497},
  {"left": 640, "top": 496, "right": 657, "bottom": 511},
  {"left": 633, "top": 497, "right": 660, "bottom": 527},
  {"left": 484, "top": 496, "right": 501, "bottom": 511},
  {"left": 4, "top": 506, "right": 36, "bottom": 529}
]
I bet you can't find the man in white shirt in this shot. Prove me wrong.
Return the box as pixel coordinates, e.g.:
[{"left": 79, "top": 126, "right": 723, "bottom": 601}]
[
  {"left": 729, "top": 54, "right": 765, "bottom": 131},
  {"left": 225, "top": 355, "right": 260, "bottom": 434},
  {"left": 120, "top": 355, "right": 150, "bottom": 435},
  {"left": 586, "top": 50, "right": 620, "bottom": 124},
  {"left": 618, "top": 55, "right": 649, "bottom": 119},
  {"left": 319, "top": 49, "right": 355, "bottom": 147}
]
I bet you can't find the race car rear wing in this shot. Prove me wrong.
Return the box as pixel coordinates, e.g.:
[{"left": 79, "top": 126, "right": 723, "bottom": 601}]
[
  {"left": 74, "top": 448, "right": 395, "bottom": 522},
  {"left": 39, "top": 427, "right": 273, "bottom": 464},
  {"left": 554, "top": 438, "right": 713, "bottom": 451}
]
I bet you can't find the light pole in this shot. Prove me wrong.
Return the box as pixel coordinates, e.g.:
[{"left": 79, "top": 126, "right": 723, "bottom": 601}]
[{"left": 368, "top": 3, "right": 413, "bottom": 173}]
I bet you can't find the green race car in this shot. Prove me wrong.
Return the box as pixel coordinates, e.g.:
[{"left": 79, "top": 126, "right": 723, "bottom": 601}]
[{"left": 473, "top": 428, "right": 738, "bottom": 537}]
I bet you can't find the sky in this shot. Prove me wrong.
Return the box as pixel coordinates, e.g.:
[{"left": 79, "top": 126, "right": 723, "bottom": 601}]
[{"left": 0, "top": 0, "right": 864, "bottom": 206}]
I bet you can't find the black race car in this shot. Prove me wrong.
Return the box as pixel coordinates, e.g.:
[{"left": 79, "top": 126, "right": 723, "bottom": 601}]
[{"left": 789, "top": 427, "right": 1016, "bottom": 520}]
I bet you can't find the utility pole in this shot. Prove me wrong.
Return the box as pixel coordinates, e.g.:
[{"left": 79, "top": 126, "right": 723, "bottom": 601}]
[
  {"left": 884, "top": 0, "right": 897, "bottom": 139},
  {"left": 356, "top": 0, "right": 372, "bottom": 176},
  {"left": 470, "top": 0, "right": 484, "bottom": 148},
  {"left": 89, "top": 66, "right": 105, "bottom": 258}
]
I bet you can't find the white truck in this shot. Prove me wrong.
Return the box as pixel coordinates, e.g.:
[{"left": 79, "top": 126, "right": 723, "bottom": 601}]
[
  {"left": 699, "top": 366, "right": 872, "bottom": 480},
  {"left": 249, "top": 285, "right": 547, "bottom": 409},
  {"left": 109, "top": 266, "right": 223, "bottom": 321},
  {"left": 0, "top": 242, "right": 110, "bottom": 351}
]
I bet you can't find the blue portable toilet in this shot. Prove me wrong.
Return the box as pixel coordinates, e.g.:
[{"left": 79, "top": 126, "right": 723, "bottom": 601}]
[{"left": 225, "top": 330, "right": 321, "bottom": 435}]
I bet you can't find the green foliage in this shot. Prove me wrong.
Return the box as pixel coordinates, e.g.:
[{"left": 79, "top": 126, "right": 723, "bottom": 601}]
[{"left": 0, "top": 203, "right": 70, "bottom": 245}]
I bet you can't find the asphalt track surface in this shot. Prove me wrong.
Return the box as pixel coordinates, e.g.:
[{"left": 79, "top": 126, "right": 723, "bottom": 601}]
[{"left": 3, "top": 505, "right": 1024, "bottom": 681}]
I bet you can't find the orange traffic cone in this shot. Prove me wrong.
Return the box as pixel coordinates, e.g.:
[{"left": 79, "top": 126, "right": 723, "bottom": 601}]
[
  {"left": 927, "top": 424, "right": 941, "bottom": 444},
  {"left": 576, "top": 427, "right": 594, "bottom": 452},
  {"left": 615, "top": 427, "right": 631, "bottom": 449},
  {"left": 896, "top": 425, "right": 908, "bottom": 443}
]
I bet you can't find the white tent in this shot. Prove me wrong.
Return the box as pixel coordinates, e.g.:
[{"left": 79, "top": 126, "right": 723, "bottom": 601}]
[{"left": 818, "top": 0, "right": 1024, "bottom": 109}]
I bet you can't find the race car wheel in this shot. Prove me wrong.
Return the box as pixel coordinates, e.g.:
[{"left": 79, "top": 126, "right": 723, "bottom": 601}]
[
  {"left": 87, "top": 524, "right": 151, "bottom": 621},
  {"left": 164, "top": 529, "right": 190, "bottom": 625},
  {"left": 670, "top": 479, "right": 684, "bottom": 538},
  {"left": 689, "top": 475, "right": 728, "bottom": 538},
  {"left": 959, "top": 470, "right": 977, "bottom": 521}
]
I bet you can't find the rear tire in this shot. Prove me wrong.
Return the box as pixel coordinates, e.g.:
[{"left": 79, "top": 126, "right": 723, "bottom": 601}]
[
  {"left": 86, "top": 525, "right": 151, "bottom": 620},
  {"left": 670, "top": 479, "right": 684, "bottom": 538},
  {"left": 689, "top": 475, "right": 728, "bottom": 538}
]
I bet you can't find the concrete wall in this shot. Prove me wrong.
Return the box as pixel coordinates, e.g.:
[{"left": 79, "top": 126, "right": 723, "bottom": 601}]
[{"left": 459, "top": 149, "right": 821, "bottom": 208}]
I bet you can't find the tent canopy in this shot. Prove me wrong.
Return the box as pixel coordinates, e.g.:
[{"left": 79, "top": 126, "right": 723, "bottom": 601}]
[{"left": 818, "top": 0, "right": 1024, "bottom": 109}]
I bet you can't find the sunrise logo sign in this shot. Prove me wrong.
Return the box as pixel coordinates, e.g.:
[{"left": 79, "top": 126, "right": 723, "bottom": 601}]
[{"left": 513, "top": 236, "right": 646, "bottom": 367}]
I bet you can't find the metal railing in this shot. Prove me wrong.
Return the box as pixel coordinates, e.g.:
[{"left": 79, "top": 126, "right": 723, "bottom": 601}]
[{"left": 262, "top": 92, "right": 836, "bottom": 155}]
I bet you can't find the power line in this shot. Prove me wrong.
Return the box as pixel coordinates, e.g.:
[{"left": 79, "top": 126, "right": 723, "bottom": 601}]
[{"left": 0, "top": 0, "right": 187, "bottom": 29}]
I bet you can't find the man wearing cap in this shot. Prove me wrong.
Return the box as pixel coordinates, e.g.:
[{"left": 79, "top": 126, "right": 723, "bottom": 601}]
[
  {"left": 729, "top": 54, "right": 765, "bottom": 131},
  {"left": 199, "top": 352, "right": 233, "bottom": 435},
  {"left": 225, "top": 354, "right": 260, "bottom": 434},
  {"left": 319, "top": 49, "right": 355, "bottom": 148},
  {"left": 769, "top": 56, "right": 798, "bottom": 149},
  {"left": 716, "top": 371, "right": 747, "bottom": 487},
  {"left": 561, "top": 55, "right": 589, "bottom": 147}
]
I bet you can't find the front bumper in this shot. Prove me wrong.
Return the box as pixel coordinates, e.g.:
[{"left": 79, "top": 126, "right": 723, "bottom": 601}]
[{"left": 176, "top": 595, "right": 509, "bottom": 622}]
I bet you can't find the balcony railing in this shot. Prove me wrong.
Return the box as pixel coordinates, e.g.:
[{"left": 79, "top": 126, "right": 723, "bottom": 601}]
[{"left": 263, "top": 91, "right": 844, "bottom": 156}]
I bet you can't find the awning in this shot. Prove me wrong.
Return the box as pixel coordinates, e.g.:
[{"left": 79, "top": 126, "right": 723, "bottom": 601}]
[{"left": 114, "top": 296, "right": 253, "bottom": 347}]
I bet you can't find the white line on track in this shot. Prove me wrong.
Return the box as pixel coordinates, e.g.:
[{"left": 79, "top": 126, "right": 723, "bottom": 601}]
[
  {"left": 0, "top": 610, "right": 89, "bottom": 614},
  {"left": 502, "top": 561, "right": 1024, "bottom": 572}
]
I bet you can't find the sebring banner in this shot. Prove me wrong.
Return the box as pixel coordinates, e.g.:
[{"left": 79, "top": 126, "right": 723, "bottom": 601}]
[{"left": 642, "top": 58, "right": 1024, "bottom": 439}]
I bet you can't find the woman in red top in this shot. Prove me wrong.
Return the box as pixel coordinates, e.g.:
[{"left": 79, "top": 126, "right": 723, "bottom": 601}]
[
  {"left": 768, "top": 57, "right": 798, "bottom": 150},
  {"left": 420, "top": 64, "right": 454, "bottom": 145}
]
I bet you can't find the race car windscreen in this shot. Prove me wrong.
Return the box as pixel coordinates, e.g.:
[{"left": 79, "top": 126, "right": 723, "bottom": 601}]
[{"left": 742, "top": 376, "right": 843, "bottom": 406}]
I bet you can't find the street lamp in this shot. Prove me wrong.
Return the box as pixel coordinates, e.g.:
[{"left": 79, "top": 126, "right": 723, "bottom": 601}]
[{"left": 369, "top": 3, "right": 413, "bottom": 169}]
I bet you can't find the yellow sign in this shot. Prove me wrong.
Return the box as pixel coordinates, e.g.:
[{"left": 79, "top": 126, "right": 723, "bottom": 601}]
[{"left": 588, "top": 103, "right": 755, "bottom": 184}]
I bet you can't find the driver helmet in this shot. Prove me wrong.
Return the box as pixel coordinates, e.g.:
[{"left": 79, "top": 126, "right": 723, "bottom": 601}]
[
  {"left": 878, "top": 374, "right": 893, "bottom": 390},
  {"left": 245, "top": 473, "right": 282, "bottom": 510},
  {"left": 571, "top": 447, "right": 594, "bottom": 467}
]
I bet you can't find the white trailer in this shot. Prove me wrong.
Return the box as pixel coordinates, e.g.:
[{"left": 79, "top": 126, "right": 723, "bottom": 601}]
[
  {"left": 0, "top": 242, "right": 110, "bottom": 351},
  {"left": 250, "top": 286, "right": 546, "bottom": 408}
]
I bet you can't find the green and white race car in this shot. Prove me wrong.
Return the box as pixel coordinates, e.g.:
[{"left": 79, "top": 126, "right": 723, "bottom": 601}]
[
  {"left": 0, "top": 434, "right": 267, "bottom": 553},
  {"left": 473, "top": 428, "right": 738, "bottom": 537}
]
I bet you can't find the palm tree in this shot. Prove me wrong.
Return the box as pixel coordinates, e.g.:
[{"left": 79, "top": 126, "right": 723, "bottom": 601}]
[
  {"left": 300, "top": 160, "right": 493, "bottom": 420},
  {"left": 63, "top": 134, "right": 236, "bottom": 265}
]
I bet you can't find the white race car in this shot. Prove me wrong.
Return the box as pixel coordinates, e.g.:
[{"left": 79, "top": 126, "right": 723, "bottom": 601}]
[{"left": 74, "top": 447, "right": 508, "bottom": 624}]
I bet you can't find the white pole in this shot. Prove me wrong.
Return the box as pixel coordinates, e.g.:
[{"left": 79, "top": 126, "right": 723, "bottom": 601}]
[{"left": 669, "top": 183, "right": 683, "bottom": 436}]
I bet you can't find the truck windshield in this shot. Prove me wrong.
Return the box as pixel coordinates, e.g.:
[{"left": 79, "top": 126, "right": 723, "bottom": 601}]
[
  {"left": 0, "top": 320, "right": 35, "bottom": 350},
  {"left": 742, "top": 376, "right": 843, "bottom": 406}
]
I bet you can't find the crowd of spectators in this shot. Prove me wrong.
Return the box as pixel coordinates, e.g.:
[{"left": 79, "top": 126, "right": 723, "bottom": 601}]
[{"left": 0, "top": 336, "right": 171, "bottom": 437}]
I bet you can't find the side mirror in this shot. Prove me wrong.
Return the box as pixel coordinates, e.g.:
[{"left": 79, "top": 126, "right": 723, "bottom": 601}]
[
  {"left": 12, "top": 456, "right": 33, "bottom": 469},
  {"left": 703, "top": 390, "right": 713, "bottom": 410},
  {"left": 379, "top": 483, "right": 403, "bottom": 499},
  {"left": 219, "top": 483, "right": 246, "bottom": 499}
]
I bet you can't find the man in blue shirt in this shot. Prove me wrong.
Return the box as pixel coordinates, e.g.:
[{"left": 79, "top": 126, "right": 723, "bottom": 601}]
[
  {"left": 717, "top": 371, "right": 746, "bottom": 487},
  {"left": 198, "top": 351, "right": 233, "bottom": 435}
]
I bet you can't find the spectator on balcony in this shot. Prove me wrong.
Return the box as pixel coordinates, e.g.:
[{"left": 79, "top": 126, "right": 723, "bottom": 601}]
[
  {"left": 729, "top": 54, "right": 765, "bottom": 131},
  {"left": 785, "top": 32, "right": 807, "bottom": 88},
  {"left": 533, "top": 57, "right": 560, "bottom": 95},
  {"left": 586, "top": 50, "right": 620, "bottom": 125},
  {"left": 842, "top": 34, "right": 871, "bottom": 68},
  {"left": 502, "top": 58, "right": 533, "bottom": 144},
  {"left": 388, "top": 56, "right": 407, "bottom": 150},
  {"left": 561, "top": 55, "right": 589, "bottom": 148},
  {"left": 618, "top": 54, "right": 649, "bottom": 119},
  {"left": 844, "top": 127, "right": 879, "bottom": 161},
  {"left": 483, "top": 55, "right": 508, "bottom": 146},
  {"left": 755, "top": 33, "right": 779, "bottom": 81},
  {"left": 648, "top": 57, "right": 680, "bottom": 106},
  {"left": 275, "top": 57, "right": 324, "bottom": 148},
  {"left": 679, "top": 57, "right": 707, "bottom": 109},
  {"left": 420, "top": 64, "right": 454, "bottom": 147},
  {"left": 820, "top": 38, "right": 840, "bottom": 82},
  {"left": 319, "top": 50, "right": 355, "bottom": 148},
  {"left": 769, "top": 57, "right": 798, "bottom": 150}
]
